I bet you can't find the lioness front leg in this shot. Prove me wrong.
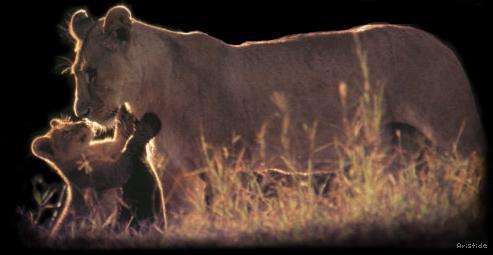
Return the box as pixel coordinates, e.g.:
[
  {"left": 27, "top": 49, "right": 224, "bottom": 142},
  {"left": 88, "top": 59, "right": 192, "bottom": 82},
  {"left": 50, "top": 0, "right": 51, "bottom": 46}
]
[{"left": 115, "top": 112, "right": 163, "bottom": 223}]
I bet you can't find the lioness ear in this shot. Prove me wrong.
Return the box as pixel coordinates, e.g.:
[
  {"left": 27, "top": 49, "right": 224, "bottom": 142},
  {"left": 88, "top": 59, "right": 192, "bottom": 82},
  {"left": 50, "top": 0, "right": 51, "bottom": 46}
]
[
  {"left": 103, "top": 5, "right": 132, "bottom": 43},
  {"left": 32, "top": 137, "right": 54, "bottom": 161},
  {"left": 69, "top": 9, "right": 95, "bottom": 41}
]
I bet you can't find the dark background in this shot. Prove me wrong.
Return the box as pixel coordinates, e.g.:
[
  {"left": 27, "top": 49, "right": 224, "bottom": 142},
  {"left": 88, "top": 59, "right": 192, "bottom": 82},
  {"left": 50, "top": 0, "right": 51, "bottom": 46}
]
[{"left": 6, "top": 0, "right": 491, "bottom": 249}]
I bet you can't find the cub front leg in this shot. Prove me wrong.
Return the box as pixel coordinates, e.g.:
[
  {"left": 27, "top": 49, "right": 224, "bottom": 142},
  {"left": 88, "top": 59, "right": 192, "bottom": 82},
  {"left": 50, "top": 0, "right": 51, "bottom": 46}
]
[
  {"left": 85, "top": 105, "right": 137, "bottom": 161},
  {"left": 114, "top": 104, "right": 138, "bottom": 144}
]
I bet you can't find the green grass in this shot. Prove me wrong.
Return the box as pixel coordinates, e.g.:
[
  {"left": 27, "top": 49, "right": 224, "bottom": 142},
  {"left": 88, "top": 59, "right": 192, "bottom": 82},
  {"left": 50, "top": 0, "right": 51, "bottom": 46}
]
[{"left": 19, "top": 36, "right": 485, "bottom": 248}]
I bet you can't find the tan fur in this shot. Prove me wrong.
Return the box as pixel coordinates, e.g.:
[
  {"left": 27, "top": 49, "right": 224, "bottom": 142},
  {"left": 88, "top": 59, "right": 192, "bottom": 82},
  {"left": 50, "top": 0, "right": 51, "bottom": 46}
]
[
  {"left": 69, "top": 6, "right": 484, "bottom": 217},
  {"left": 31, "top": 117, "right": 130, "bottom": 235}
]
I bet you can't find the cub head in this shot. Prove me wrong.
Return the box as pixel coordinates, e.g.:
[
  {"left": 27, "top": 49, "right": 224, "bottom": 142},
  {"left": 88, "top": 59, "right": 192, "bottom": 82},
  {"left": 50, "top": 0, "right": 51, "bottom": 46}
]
[
  {"left": 32, "top": 119, "right": 94, "bottom": 164},
  {"left": 69, "top": 5, "right": 140, "bottom": 126}
]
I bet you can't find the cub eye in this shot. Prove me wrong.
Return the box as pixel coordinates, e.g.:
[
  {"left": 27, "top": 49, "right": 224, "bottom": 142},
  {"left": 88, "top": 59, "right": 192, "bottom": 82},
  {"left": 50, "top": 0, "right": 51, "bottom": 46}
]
[{"left": 85, "top": 67, "right": 97, "bottom": 84}]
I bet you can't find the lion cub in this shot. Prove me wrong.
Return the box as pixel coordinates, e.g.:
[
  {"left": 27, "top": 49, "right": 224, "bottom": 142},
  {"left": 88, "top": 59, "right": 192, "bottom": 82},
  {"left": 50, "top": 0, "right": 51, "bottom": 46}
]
[{"left": 32, "top": 106, "right": 161, "bottom": 227}]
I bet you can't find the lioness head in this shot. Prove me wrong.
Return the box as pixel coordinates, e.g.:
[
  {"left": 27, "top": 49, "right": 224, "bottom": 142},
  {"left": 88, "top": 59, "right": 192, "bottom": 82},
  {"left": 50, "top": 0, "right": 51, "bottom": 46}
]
[
  {"left": 32, "top": 119, "right": 94, "bottom": 164},
  {"left": 69, "top": 6, "right": 139, "bottom": 126}
]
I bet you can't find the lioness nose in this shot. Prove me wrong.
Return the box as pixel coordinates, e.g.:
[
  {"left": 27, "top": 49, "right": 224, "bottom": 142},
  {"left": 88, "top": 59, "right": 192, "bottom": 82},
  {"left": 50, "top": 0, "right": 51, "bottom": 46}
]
[{"left": 76, "top": 107, "right": 92, "bottom": 118}]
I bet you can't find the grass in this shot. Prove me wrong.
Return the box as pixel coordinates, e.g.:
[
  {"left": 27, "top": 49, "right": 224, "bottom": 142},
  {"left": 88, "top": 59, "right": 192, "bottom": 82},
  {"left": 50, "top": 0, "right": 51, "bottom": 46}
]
[{"left": 18, "top": 35, "right": 486, "bottom": 248}]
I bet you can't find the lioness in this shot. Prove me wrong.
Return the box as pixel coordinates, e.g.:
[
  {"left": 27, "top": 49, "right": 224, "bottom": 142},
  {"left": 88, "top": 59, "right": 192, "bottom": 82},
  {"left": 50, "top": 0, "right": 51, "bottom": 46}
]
[{"left": 67, "top": 6, "right": 484, "bottom": 217}]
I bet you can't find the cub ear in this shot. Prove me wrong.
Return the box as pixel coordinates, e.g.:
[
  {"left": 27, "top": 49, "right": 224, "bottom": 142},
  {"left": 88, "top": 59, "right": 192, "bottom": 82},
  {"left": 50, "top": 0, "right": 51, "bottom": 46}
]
[
  {"left": 69, "top": 9, "right": 95, "bottom": 41},
  {"left": 50, "top": 119, "right": 63, "bottom": 129},
  {"left": 103, "top": 5, "right": 132, "bottom": 43},
  {"left": 32, "top": 137, "right": 54, "bottom": 161}
]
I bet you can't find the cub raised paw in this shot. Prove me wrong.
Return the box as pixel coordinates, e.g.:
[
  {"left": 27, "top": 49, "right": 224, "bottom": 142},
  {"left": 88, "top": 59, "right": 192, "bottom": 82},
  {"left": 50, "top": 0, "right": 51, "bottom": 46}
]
[
  {"left": 134, "top": 112, "right": 162, "bottom": 140},
  {"left": 115, "top": 105, "right": 137, "bottom": 140}
]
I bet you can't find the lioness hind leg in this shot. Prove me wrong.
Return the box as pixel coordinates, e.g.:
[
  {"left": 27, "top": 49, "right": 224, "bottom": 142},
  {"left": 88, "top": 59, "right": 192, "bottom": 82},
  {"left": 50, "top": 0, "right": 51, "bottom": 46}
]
[
  {"left": 382, "top": 122, "right": 432, "bottom": 173},
  {"left": 383, "top": 122, "right": 431, "bottom": 152}
]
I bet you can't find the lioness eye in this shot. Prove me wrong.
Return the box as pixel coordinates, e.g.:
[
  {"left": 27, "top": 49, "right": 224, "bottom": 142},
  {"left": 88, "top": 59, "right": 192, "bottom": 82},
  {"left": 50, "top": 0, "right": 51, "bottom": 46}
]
[{"left": 85, "top": 67, "right": 97, "bottom": 84}]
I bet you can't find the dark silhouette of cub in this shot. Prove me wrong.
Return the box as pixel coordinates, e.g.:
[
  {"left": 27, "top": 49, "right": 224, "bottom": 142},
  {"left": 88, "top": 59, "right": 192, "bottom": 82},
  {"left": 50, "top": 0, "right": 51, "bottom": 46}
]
[
  {"left": 32, "top": 106, "right": 162, "bottom": 233},
  {"left": 119, "top": 112, "right": 162, "bottom": 224}
]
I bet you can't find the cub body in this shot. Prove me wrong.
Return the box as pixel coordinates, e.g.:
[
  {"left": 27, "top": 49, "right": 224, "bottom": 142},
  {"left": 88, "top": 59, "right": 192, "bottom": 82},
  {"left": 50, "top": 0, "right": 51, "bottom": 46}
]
[{"left": 32, "top": 107, "right": 162, "bottom": 234}]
